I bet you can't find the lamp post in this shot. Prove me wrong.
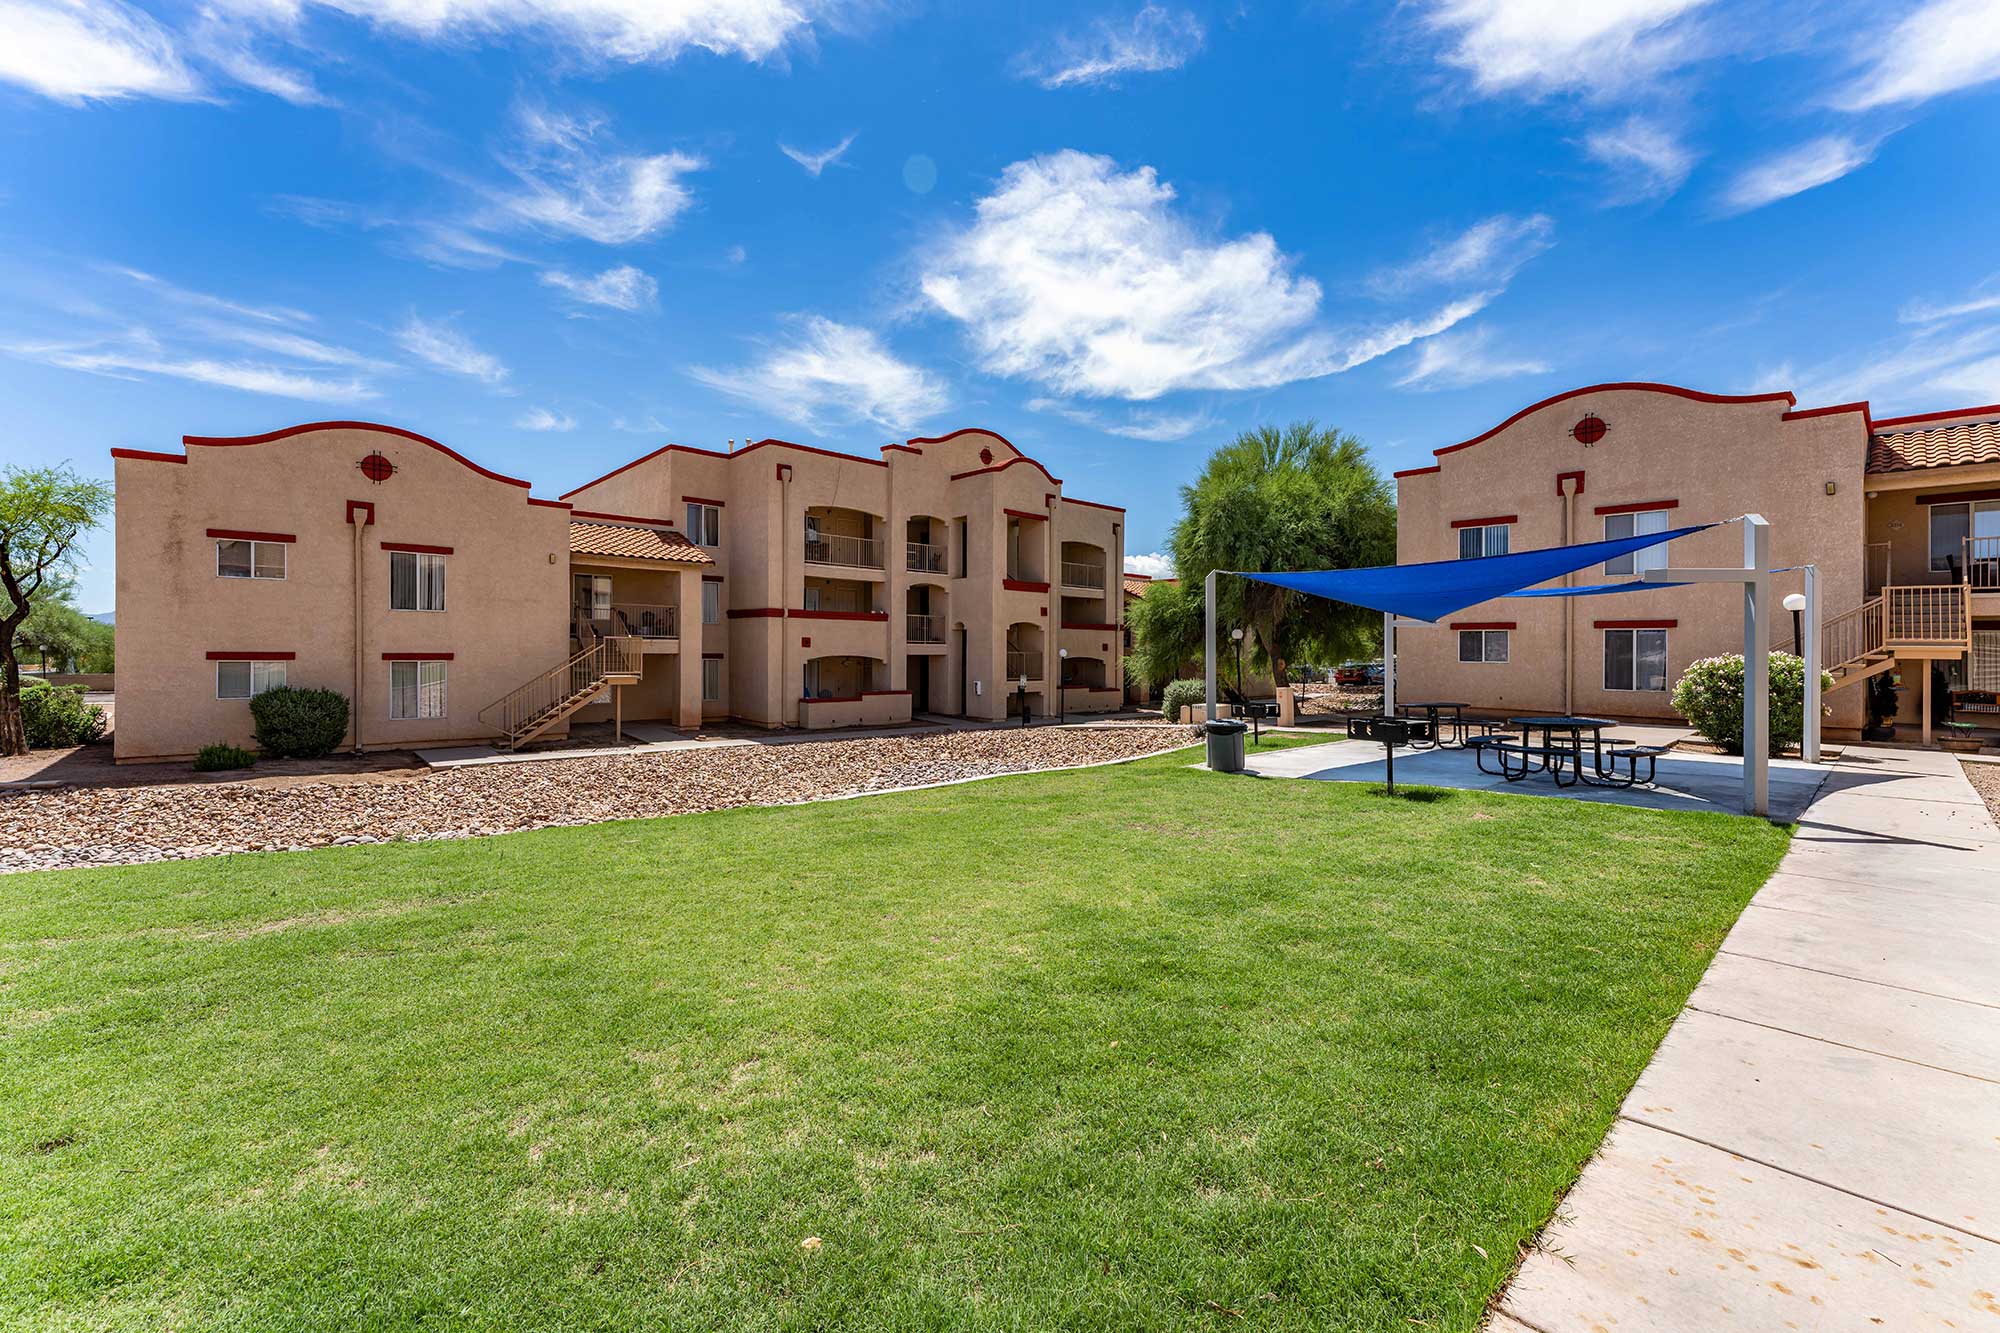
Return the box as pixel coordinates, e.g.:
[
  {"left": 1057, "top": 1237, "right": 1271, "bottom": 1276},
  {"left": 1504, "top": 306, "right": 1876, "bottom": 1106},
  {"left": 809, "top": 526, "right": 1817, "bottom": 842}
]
[
  {"left": 1057, "top": 647, "right": 1069, "bottom": 724},
  {"left": 1783, "top": 591, "right": 1806, "bottom": 655},
  {"left": 1231, "top": 627, "right": 1245, "bottom": 715},
  {"left": 1018, "top": 673, "right": 1030, "bottom": 727}
]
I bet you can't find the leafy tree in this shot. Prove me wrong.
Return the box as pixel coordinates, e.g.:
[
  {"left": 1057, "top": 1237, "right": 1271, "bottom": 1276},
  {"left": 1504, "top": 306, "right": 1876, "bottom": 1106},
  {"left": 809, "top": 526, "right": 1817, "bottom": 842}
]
[
  {"left": 1, "top": 466, "right": 113, "bottom": 755},
  {"left": 16, "top": 594, "right": 96, "bottom": 674},
  {"left": 1126, "top": 422, "right": 1395, "bottom": 691}
]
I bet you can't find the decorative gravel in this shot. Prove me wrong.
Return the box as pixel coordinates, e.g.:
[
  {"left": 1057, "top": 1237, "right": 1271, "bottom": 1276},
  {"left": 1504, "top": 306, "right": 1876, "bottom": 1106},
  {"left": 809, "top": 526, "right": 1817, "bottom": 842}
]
[
  {"left": 1959, "top": 757, "right": 2000, "bottom": 824},
  {"left": 0, "top": 726, "right": 1199, "bottom": 875}
]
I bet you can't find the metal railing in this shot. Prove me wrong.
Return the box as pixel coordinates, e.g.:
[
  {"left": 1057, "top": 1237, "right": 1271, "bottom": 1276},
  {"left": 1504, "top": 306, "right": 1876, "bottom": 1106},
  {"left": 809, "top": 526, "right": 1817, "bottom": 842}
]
[
  {"left": 1886, "top": 583, "right": 1970, "bottom": 646},
  {"left": 1965, "top": 536, "right": 2000, "bottom": 590},
  {"left": 1817, "top": 596, "right": 1885, "bottom": 670},
  {"left": 907, "top": 541, "right": 946, "bottom": 574},
  {"left": 580, "top": 603, "right": 677, "bottom": 639},
  {"left": 1005, "top": 650, "right": 1045, "bottom": 682},
  {"left": 907, "top": 613, "right": 946, "bottom": 643},
  {"left": 1059, "top": 560, "right": 1105, "bottom": 590},
  {"left": 802, "top": 588, "right": 877, "bottom": 615},
  {"left": 479, "top": 636, "right": 640, "bottom": 747},
  {"left": 804, "top": 528, "right": 883, "bottom": 569}
]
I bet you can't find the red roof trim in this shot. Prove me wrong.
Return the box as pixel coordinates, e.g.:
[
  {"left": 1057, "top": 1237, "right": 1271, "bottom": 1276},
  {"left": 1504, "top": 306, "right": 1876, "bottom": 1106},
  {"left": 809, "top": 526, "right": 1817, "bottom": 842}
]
[
  {"left": 1593, "top": 499, "right": 1679, "bottom": 517},
  {"left": 1449, "top": 621, "right": 1516, "bottom": 631},
  {"left": 569, "top": 508, "right": 676, "bottom": 527},
  {"left": 1873, "top": 402, "right": 2000, "bottom": 430},
  {"left": 1430, "top": 384, "right": 1797, "bottom": 463},
  {"left": 381, "top": 651, "right": 455, "bottom": 660},
  {"left": 1003, "top": 507, "right": 1049, "bottom": 521},
  {"left": 1003, "top": 578, "right": 1051, "bottom": 593},
  {"left": 1064, "top": 496, "right": 1125, "bottom": 512},
  {"left": 1595, "top": 619, "right": 1678, "bottom": 630},
  {"left": 951, "top": 456, "right": 1062, "bottom": 485},
  {"left": 111, "top": 447, "right": 186, "bottom": 464},
  {"left": 526, "top": 498, "right": 572, "bottom": 510},
  {"left": 181, "top": 421, "right": 535, "bottom": 490},
  {"left": 1781, "top": 401, "right": 1870, "bottom": 423},
  {"left": 1392, "top": 465, "right": 1442, "bottom": 479},
  {"left": 881, "top": 443, "right": 924, "bottom": 456},
  {"left": 207, "top": 650, "right": 296, "bottom": 660},
  {"left": 861, "top": 689, "right": 912, "bottom": 697},
  {"left": 207, "top": 528, "right": 296, "bottom": 543},
  {"left": 560, "top": 440, "right": 680, "bottom": 498},
  {"left": 907, "top": 426, "right": 1019, "bottom": 450},
  {"left": 726, "top": 607, "right": 783, "bottom": 619},
  {"left": 381, "top": 542, "right": 454, "bottom": 555},
  {"left": 789, "top": 609, "right": 889, "bottom": 622},
  {"left": 682, "top": 495, "right": 726, "bottom": 508},
  {"left": 1449, "top": 514, "right": 1517, "bottom": 529}
]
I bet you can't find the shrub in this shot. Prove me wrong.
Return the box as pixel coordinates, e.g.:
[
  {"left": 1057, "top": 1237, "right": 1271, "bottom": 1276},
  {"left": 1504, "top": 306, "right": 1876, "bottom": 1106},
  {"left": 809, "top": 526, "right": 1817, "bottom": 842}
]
[
  {"left": 1160, "top": 678, "right": 1205, "bottom": 723},
  {"left": 193, "top": 743, "right": 256, "bottom": 772},
  {"left": 249, "top": 686, "right": 350, "bottom": 759},
  {"left": 1670, "top": 652, "right": 1832, "bottom": 756},
  {"left": 18, "top": 681, "right": 107, "bottom": 749}
]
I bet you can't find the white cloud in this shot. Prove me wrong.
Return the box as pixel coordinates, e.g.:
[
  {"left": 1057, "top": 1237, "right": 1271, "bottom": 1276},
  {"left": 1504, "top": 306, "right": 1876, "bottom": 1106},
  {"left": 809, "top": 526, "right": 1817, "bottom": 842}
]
[
  {"left": 1720, "top": 134, "right": 1877, "bottom": 214},
  {"left": 1394, "top": 326, "right": 1551, "bottom": 390},
  {"left": 1838, "top": 0, "right": 2000, "bottom": 111},
  {"left": 496, "top": 105, "right": 703, "bottom": 245},
  {"left": 1369, "top": 213, "right": 1553, "bottom": 294},
  {"left": 1927, "top": 355, "right": 2000, "bottom": 403},
  {"left": 1017, "top": 5, "right": 1204, "bottom": 89},
  {"left": 1772, "top": 322, "right": 2000, "bottom": 412},
  {"left": 516, "top": 406, "right": 575, "bottom": 431},
  {"left": 1901, "top": 287, "right": 2000, "bottom": 325},
  {"left": 540, "top": 264, "right": 658, "bottom": 310},
  {"left": 395, "top": 314, "right": 509, "bottom": 385},
  {"left": 780, "top": 132, "right": 856, "bottom": 177},
  {"left": 1582, "top": 116, "right": 1697, "bottom": 202},
  {"left": 0, "top": 0, "right": 202, "bottom": 103},
  {"left": 611, "top": 414, "right": 670, "bottom": 433},
  {"left": 689, "top": 315, "right": 949, "bottom": 432},
  {"left": 1026, "top": 396, "right": 1214, "bottom": 442},
  {"left": 105, "top": 264, "right": 313, "bottom": 323},
  {"left": 194, "top": 321, "right": 388, "bottom": 367},
  {"left": 1125, "top": 551, "right": 1173, "bottom": 578},
  {"left": 1418, "top": 0, "right": 1713, "bottom": 100},
  {"left": 922, "top": 152, "right": 1494, "bottom": 401},
  {"left": 6, "top": 337, "right": 375, "bottom": 400},
  {"left": 189, "top": 10, "right": 330, "bottom": 106}
]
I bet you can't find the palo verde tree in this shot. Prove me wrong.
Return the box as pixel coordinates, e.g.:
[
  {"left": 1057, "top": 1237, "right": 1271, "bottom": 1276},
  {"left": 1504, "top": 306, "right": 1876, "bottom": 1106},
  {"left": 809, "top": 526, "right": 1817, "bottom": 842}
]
[
  {"left": 1126, "top": 422, "right": 1395, "bottom": 694},
  {"left": 1, "top": 465, "right": 113, "bottom": 755}
]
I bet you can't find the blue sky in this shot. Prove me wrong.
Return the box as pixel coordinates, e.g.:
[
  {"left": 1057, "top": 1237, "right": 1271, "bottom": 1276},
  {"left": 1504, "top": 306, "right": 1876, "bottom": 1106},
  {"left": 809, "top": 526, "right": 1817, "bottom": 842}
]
[{"left": 4, "top": 0, "right": 2000, "bottom": 613}]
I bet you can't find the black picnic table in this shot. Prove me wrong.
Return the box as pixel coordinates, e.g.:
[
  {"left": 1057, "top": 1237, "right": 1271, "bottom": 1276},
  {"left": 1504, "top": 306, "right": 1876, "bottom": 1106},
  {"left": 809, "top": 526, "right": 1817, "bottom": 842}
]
[
  {"left": 1492, "top": 716, "right": 1624, "bottom": 788},
  {"left": 1396, "top": 700, "right": 1470, "bottom": 749}
]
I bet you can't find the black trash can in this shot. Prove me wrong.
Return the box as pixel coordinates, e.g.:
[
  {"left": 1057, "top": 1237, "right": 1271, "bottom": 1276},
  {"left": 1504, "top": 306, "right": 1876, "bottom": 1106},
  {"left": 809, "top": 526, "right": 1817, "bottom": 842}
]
[{"left": 1204, "top": 718, "right": 1248, "bottom": 773}]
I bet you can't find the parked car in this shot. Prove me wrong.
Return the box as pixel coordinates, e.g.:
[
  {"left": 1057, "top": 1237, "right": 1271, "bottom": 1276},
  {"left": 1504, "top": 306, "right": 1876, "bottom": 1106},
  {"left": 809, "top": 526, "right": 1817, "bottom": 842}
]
[{"left": 1334, "top": 661, "right": 1378, "bottom": 686}]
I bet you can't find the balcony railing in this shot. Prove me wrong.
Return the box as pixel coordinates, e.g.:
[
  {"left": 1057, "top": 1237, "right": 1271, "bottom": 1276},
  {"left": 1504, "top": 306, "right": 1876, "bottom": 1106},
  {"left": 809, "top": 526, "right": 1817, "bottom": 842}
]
[
  {"left": 1886, "top": 583, "right": 1970, "bottom": 645},
  {"left": 804, "top": 528, "right": 883, "bottom": 569},
  {"left": 1966, "top": 536, "right": 2000, "bottom": 590},
  {"left": 604, "top": 603, "right": 677, "bottom": 639},
  {"left": 907, "top": 541, "right": 946, "bottom": 574},
  {"left": 1005, "top": 650, "right": 1045, "bottom": 682},
  {"left": 907, "top": 613, "right": 946, "bottom": 644},
  {"left": 802, "top": 589, "right": 877, "bottom": 615},
  {"left": 1060, "top": 560, "right": 1106, "bottom": 590}
]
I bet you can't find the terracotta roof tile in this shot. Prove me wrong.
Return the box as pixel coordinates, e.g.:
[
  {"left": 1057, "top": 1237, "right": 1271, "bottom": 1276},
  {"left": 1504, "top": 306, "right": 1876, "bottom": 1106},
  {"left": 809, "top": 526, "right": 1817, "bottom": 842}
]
[
  {"left": 1868, "top": 419, "right": 2000, "bottom": 473},
  {"left": 568, "top": 520, "right": 712, "bottom": 564}
]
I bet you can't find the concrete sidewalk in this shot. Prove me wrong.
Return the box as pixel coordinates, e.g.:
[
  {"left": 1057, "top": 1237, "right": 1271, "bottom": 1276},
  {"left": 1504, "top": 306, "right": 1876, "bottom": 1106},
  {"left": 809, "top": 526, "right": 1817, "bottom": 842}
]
[{"left": 1491, "top": 744, "right": 2000, "bottom": 1332}]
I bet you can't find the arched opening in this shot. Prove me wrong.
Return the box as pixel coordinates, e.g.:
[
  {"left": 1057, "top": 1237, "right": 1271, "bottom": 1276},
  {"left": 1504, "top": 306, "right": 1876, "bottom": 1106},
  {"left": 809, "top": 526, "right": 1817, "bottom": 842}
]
[
  {"left": 906, "top": 515, "right": 949, "bottom": 575},
  {"left": 803, "top": 506, "right": 885, "bottom": 571}
]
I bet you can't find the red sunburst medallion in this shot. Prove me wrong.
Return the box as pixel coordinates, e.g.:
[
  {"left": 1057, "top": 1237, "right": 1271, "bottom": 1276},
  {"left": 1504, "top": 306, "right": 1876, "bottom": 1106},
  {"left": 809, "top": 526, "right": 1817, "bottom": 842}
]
[
  {"left": 1572, "top": 415, "right": 1608, "bottom": 445},
  {"left": 358, "top": 452, "right": 396, "bottom": 482},
  {"left": 979, "top": 447, "right": 994, "bottom": 465}
]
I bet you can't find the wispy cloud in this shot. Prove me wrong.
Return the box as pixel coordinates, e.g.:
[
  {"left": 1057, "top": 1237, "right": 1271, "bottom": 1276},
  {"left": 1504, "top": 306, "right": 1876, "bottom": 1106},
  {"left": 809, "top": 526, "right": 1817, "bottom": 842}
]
[
  {"left": 1394, "top": 326, "right": 1551, "bottom": 390},
  {"left": 1368, "top": 213, "right": 1554, "bottom": 295},
  {"left": 396, "top": 314, "right": 509, "bottom": 385},
  {"left": 4, "top": 335, "right": 376, "bottom": 401},
  {"left": 0, "top": 0, "right": 202, "bottom": 104},
  {"left": 1719, "top": 134, "right": 1877, "bottom": 215},
  {"left": 495, "top": 105, "right": 704, "bottom": 245},
  {"left": 1836, "top": 0, "right": 2000, "bottom": 111},
  {"left": 105, "top": 265, "right": 312, "bottom": 324},
  {"left": 1901, "top": 284, "right": 2000, "bottom": 325},
  {"left": 1765, "top": 321, "right": 2000, "bottom": 414},
  {"left": 1026, "top": 397, "right": 1216, "bottom": 442},
  {"left": 1016, "top": 5, "right": 1205, "bottom": 89},
  {"left": 1417, "top": 0, "right": 1714, "bottom": 101},
  {"left": 1582, "top": 116, "right": 1697, "bottom": 202},
  {"left": 690, "top": 315, "right": 949, "bottom": 432},
  {"left": 1125, "top": 551, "right": 1173, "bottom": 578},
  {"left": 539, "top": 264, "right": 658, "bottom": 311},
  {"left": 780, "top": 133, "right": 856, "bottom": 177},
  {"left": 191, "top": 320, "right": 390, "bottom": 368},
  {"left": 516, "top": 406, "right": 575, "bottom": 431}
]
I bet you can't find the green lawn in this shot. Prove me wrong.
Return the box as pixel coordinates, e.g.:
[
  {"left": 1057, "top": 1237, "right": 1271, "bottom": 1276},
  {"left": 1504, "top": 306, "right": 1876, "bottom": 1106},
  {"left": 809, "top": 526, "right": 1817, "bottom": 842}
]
[{"left": 1, "top": 746, "right": 1790, "bottom": 1332}]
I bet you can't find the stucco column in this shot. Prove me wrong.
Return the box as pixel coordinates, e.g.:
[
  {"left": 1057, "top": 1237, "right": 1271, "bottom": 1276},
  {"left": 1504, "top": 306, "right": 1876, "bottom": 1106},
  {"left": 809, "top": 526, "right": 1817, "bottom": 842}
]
[{"left": 677, "top": 567, "right": 703, "bottom": 730}]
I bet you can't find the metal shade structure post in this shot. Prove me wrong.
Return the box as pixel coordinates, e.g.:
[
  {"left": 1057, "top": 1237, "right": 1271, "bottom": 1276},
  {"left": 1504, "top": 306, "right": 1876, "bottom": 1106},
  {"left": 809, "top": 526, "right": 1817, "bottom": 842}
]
[
  {"left": 1382, "top": 610, "right": 1396, "bottom": 716},
  {"left": 1204, "top": 569, "right": 1219, "bottom": 723},
  {"left": 1803, "top": 564, "right": 1821, "bottom": 764}
]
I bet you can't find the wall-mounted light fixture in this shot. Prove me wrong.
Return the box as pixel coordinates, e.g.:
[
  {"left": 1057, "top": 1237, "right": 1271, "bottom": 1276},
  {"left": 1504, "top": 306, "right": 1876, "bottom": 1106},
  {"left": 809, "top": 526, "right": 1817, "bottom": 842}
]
[{"left": 1825, "top": 481, "right": 1837, "bottom": 496}]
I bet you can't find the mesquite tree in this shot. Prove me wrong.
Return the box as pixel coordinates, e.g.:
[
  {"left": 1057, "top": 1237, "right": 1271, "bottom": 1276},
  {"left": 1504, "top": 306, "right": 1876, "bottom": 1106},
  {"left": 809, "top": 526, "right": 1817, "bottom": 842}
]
[
  {"left": 1126, "top": 422, "right": 1395, "bottom": 691},
  {"left": 1, "top": 466, "right": 113, "bottom": 754}
]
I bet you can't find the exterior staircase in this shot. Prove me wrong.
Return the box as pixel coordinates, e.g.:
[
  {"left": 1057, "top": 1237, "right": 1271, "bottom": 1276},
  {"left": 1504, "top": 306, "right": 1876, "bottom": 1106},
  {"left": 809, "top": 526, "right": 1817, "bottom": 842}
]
[
  {"left": 1787, "top": 583, "right": 1971, "bottom": 695},
  {"left": 478, "top": 633, "right": 642, "bottom": 751}
]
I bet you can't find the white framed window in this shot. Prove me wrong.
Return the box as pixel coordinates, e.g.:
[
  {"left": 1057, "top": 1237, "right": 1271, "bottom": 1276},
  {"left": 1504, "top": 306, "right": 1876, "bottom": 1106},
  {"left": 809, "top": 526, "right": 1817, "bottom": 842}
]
[
  {"left": 390, "top": 551, "right": 447, "bottom": 612},
  {"left": 701, "top": 581, "right": 721, "bottom": 624},
  {"left": 389, "top": 659, "right": 448, "bottom": 719},
  {"left": 702, "top": 657, "right": 722, "bottom": 701},
  {"left": 803, "top": 658, "right": 821, "bottom": 698},
  {"left": 1458, "top": 629, "right": 1509, "bottom": 663},
  {"left": 1457, "top": 524, "right": 1509, "bottom": 560},
  {"left": 686, "top": 503, "right": 721, "bottom": 547},
  {"left": 1604, "top": 510, "right": 1671, "bottom": 576},
  {"left": 216, "top": 539, "right": 287, "bottom": 580},
  {"left": 1604, "top": 628, "right": 1669, "bottom": 692},
  {"left": 217, "top": 659, "right": 286, "bottom": 699}
]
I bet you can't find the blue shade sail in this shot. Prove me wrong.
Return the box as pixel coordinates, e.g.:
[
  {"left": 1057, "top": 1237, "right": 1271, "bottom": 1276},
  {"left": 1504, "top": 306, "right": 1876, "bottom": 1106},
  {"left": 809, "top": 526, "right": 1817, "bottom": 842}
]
[
  {"left": 1235, "top": 523, "right": 1715, "bottom": 623},
  {"left": 1511, "top": 579, "right": 1688, "bottom": 598}
]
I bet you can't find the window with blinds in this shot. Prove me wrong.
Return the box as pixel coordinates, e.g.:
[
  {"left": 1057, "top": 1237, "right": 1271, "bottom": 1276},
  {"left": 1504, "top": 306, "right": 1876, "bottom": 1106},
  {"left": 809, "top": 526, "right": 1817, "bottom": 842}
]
[
  {"left": 1972, "top": 631, "right": 2000, "bottom": 692},
  {"left": 390, "top": 551, "right": 446, "bottom": 611},
  {"left": 389, "top": 660, "right": 447, "bottom": 719}
]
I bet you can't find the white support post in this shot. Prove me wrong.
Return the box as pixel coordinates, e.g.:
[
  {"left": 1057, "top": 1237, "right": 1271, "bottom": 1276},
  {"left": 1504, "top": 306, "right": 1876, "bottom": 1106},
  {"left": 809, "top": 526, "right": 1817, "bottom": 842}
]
[
  {"left": 1204, "top": 569, "right": 1218, "bottom": 723},
  {"left": 1382, "top": 609, "right": 1396, "bottom": 716},
  {"left": 1803, "top": 564, "right": 1821, "bottom": 764},
  {"left": 1743, "top": 515, "right": 1771, "bottom": 817}
]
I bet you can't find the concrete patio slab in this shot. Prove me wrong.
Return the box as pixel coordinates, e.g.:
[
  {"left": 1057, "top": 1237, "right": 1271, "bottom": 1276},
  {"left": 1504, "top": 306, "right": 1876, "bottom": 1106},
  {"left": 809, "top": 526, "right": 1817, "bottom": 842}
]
[
  {"left": 1502, "top": 1119, "right": 2000, "bottom": 1333},
  {"left": 1723, "top": 902, "right": 2000, "bottom": 1008},
  {"left": 1749, "top": 869, "right": 2000, "bottom": 933}
]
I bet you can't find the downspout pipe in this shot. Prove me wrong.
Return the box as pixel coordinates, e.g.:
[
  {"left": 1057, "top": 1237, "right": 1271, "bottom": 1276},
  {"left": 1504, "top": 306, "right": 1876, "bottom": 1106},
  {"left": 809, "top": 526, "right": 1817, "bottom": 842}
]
[{"left": 351, "top": 510, "right": 367, "bottom": 754}]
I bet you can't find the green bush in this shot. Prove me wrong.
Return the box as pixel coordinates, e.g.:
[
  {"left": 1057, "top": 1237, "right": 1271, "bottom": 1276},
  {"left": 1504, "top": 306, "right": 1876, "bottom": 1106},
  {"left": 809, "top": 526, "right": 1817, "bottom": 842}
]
[
  {"left": 18, "top": 681, "right": 107, "bottom": 749},
  {"left": 1670, "top": 652, "right": 1832, "bottom": 756},
  {"left": 1160, "top": 678, "right": 1205, "bottom": 723},
  {"left": 193, "top": 743, "right": 256, "bottom": 772},
  {"left": 249, "top": 686, "right": 350, "bottom": 759}
]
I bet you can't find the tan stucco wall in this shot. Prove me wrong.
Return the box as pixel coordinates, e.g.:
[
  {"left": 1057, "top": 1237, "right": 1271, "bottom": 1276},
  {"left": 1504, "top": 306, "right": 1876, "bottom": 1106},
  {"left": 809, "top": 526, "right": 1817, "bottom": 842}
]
[
  {"left": 1393, "top": 387, "right": 1871, "bottom": 731},
  {"left": 114, "top": 425, "right": 570, "bottom": 761}
]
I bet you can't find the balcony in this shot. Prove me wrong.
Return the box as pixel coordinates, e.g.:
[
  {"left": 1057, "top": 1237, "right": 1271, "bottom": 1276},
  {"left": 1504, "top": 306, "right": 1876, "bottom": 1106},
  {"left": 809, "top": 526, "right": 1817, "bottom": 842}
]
[
  {"left": 1967, "top": 536, "right": 2000, "bottom": 590},
  {"left": 1060, "top": 559, "right": 1106, "bottom": 590},
  {"left": 804, "top": 527, "right": 883, "bottom": 570},
  {"left": 907, "top": 541, "right": 947, "bottom": 575},
  {"left": 575, "top": 603, "right": 677, "bottom": 651},
  {"left": 907, "top": 612, "right": 946, "bottom": 644},
  {"left": 1005, "top": 650, "right": 1044, "bottom": 682}
]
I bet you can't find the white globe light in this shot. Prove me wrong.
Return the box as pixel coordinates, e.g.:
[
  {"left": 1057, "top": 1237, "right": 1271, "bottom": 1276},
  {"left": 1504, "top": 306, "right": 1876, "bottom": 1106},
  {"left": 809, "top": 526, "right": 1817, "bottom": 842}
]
[{"left": 1782, "top": 593, "right": 1807, "bottom": 612}]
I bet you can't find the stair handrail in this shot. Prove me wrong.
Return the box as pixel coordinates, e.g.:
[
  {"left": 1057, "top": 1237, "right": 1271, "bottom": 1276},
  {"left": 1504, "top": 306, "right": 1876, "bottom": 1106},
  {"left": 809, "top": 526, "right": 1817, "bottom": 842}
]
[
  {"left": 1814, "top": 595, "right": 1885, "bottom": 673},
  {"left": 480, "top": 640, "right": 607, "bottom": 739}
]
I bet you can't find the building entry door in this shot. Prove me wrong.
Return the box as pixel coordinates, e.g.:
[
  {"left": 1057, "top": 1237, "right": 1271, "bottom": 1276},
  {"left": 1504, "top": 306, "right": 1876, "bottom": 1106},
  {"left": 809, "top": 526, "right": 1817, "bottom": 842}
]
[{"left": 910, "top": 655, "right": 930, "bottom": 713}]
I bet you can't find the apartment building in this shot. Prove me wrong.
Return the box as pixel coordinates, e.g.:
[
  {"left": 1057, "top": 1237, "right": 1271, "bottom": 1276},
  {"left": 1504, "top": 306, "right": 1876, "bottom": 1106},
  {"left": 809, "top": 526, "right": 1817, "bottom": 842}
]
[
  {"left": 1392, "top": 382, "right": 2000, "bottom": 743},
  {"left": 111, "top": 422, "right": 1126, "bottom": 762}
]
